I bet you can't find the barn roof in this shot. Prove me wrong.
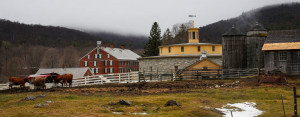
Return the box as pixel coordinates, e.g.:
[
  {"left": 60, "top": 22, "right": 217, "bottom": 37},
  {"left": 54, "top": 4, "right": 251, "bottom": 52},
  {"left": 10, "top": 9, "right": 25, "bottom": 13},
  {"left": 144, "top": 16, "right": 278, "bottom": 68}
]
[
  {"left": 265, "top": 29, "right": 300, "bottom": 43},
  {"left": 79, "top": 47, "right": 140, "bottom": 61},
  {"left": 223, "top": 26, "right": 245, "bottom": 36},
  {"left": 101, "top": 47, "right": 140, "bottom": 60},
  {"left": 262, "top": 29, "right": 300, "bottom": 51},
  {"left": 35, "top": 67, "right": 92, "bottom": 79},
  {"left": 182, "top": 58, "right": 222, "bottom": 71}
]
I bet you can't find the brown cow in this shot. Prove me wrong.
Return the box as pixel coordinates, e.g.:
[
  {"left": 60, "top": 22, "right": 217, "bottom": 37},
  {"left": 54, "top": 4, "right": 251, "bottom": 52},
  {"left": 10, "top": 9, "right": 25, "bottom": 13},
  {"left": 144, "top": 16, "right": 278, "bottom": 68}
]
[
  {"left": 32, "top": 77, "right": 46, "bottom": 89},
  {"left": 57, "top": 74, "right": 73, "bottom": 87},
  {"left": 8, "top": 77, "right": 29, "bottom": 89}
]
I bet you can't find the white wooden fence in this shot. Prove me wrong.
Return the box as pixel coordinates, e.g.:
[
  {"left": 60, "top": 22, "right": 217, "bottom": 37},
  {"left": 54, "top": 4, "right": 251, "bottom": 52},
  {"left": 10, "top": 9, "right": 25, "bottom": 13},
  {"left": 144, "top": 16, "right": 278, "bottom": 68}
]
[{"left": 72, "top": 72, "right": 139, "bottom": 87}]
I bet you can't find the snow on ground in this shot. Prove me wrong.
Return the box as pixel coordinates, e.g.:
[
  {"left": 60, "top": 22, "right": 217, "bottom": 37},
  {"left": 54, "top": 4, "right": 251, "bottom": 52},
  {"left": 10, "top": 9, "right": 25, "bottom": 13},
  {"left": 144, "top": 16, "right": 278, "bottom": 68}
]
[{"left": 216, "top": 102, "right": 263, "bottom": 117}]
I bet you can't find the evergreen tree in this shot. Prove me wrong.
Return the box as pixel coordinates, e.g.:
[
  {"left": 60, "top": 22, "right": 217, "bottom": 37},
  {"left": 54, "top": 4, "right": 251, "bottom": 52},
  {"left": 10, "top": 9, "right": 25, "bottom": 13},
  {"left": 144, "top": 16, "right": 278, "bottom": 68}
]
[
  {"left": 161, "top": 28, "right": 173, "bottom": 45},
  {"left": 143, "top": 22, "right": 161, "bottom": 56}
]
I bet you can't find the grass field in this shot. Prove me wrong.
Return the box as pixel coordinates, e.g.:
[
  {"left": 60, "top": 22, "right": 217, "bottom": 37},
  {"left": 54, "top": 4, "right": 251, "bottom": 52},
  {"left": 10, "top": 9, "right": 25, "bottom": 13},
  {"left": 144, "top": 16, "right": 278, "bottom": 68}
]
[{"left": 1, "top": 79, "right": 300, "bottom": 117}]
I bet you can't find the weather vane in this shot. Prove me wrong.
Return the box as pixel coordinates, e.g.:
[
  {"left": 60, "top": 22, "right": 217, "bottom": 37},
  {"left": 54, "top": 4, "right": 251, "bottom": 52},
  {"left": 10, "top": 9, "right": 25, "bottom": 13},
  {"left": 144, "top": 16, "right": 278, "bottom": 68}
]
[{"left": 188, "top": 15, "right": 196, "bottom": 28}]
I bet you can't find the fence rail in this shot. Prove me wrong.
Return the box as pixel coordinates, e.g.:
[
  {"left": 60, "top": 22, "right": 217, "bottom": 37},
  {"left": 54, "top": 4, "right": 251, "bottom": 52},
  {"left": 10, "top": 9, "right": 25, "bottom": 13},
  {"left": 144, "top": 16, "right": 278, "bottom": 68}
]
[{"left": 72, "top": 72, "right": 139, "bottom": 87}]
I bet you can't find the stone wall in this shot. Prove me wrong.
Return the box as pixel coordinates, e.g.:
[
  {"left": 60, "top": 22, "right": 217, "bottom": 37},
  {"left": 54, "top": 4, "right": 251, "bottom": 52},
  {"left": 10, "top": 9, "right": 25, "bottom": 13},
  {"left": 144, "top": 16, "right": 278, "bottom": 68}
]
[{"left": 139, "top": 57, "right": 199, "bottom": 73}]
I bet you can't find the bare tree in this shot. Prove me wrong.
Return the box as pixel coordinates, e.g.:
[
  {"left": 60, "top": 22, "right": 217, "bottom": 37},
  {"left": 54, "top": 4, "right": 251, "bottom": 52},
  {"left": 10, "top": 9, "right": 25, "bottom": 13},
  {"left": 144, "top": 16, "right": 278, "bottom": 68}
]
[
  {"left": 61, "top": 46, "right": 80, "bottom": 67},
  {"left": 40, "top": 48, "right": 60, "bottom": 68}
]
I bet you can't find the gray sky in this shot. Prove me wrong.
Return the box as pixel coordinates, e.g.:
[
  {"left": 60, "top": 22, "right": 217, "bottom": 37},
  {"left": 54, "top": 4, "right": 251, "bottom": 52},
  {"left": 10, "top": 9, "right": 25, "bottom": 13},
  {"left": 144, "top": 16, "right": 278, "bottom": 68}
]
[{"left": 0, "top": 0, "right": 299, "bottom": 36}]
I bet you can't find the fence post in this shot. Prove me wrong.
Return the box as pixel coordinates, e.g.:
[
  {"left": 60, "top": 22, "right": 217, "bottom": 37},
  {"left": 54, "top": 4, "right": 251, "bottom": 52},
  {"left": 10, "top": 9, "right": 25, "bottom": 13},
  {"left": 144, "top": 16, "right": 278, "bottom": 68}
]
[
  {"left": 84, "top": 76, "right": 87, "bottom": 85},
  {"left": 101, "top": 75, "right": 103, "bottom": 84},
  {"left": 119, "top": 74, "right": 121, "bottom": 83},
  {"left": 293, "top": 87, "right": 298, "bottom": 117},
  {"left": 128, "top": 72, "right": 130, "bottom": 83},
  {"left": 171, "top": 69, "right": 173, "bottom": 81}
]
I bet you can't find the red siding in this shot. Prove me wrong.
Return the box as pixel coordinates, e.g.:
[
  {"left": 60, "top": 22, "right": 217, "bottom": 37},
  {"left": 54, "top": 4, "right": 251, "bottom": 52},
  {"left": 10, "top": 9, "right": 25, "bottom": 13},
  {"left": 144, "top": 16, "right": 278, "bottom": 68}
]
[{"left": 79, "top": 48, "right": 139, "bottom": 75}]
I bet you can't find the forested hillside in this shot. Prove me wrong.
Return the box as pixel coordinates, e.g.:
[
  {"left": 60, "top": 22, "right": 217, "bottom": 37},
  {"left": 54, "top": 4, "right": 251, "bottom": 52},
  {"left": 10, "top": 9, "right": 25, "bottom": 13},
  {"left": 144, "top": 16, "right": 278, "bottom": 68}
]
[{"left": 198, "top": 3, "right": 300, "bottom": 43}]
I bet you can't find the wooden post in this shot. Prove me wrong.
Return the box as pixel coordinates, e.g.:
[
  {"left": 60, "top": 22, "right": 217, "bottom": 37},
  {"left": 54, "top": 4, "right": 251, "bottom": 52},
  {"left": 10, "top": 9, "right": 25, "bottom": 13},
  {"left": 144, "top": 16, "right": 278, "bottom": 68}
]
[
  {"left": 84, "top": 76, "right": 87, "bottom": 85},
  {"left": 118, "top": 74, "right": 121, "bottom": 83},
  {"left": 128, "top": 73, "right": 130, "bottom": 83},
  {"left": 294, "top": 86, "right": 298, "bottom": 117},
  {"left": 156, "top": 68, "right": 159, "bottom": 81},
  {"left": 143, "top": 70, "right": 146, "bottom": 82},
  {"left": 196, "top": 70, "right": 199, "bottom": 80},
  {"left": 281, "top": 95, "right": 286, "bottom": 117},
  {"left": 171, "top": 69, "right": 173, "bottom": 81}
]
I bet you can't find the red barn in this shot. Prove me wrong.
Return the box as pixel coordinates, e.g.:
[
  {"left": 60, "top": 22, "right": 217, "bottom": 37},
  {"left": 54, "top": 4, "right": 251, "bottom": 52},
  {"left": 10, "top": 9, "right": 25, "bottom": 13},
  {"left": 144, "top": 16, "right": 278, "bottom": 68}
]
[{"left": 79, "top": 43, "right": 140, "bottom": 75}]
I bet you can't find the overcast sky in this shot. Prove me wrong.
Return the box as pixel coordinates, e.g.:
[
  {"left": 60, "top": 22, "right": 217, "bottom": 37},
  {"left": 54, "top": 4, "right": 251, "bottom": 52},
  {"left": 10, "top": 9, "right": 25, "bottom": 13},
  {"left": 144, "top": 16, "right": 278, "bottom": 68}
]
[{"left": 0, "top": 0, "right": 299, "bottom": 36}]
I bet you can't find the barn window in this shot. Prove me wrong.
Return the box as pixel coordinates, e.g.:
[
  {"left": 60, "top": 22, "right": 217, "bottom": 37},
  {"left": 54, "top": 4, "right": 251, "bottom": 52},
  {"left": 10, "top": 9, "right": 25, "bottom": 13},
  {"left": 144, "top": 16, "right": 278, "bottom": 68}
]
[
  {"left": 87, "top": 55, "right": 90, "bottom": 59},
  {"left": 279, "top": 52, "right": 287, "bottom": 61},
  {"left": 94, "top": 54, "right": 98, "bottom": 58},
  {"left": 107, "top": 54, "right": 110, "bottom": 58},
  {"left": 95, "top": 68, "right": 99, "bottom": 73},
  {"left": 169, "top": 47, "right": 171, "bottom": 53},
  {"left": 198, "top": 46, "right": 201, "bottom": 52},
  {"left": 93, "top": 61, "right": 97, "bottom": 66},
  {"left": 203, "top": 66, "right": 208, "bottom": 70},
  {"left": 110, "top": 68, "right": 113, "bottom": 73},
  {"left": 98, "top": 54, "right": 102, "bottom": 58},
  {"left": 104, "top": 60, "right": 107, "bottom": 66},
  {"left": 181, "top": 46, "right": 184, "bottom": 52},
  {"left": 104, "top": 68, "right": 107, "bottom": 73},
  {"left": 110, "top": 60, "right": 113, "bottom": 66},
  {"left": 84, "top": 61, "right": 88, "bottom": 66},
  {"left": 212, "top": 46, "right": 215, "bottom": 52},
  {"left": 97, "top": 49, "right": 100, "bottom": 54},
  {"left": 91, "top": 68, "right": 94, "bottom": 73}
]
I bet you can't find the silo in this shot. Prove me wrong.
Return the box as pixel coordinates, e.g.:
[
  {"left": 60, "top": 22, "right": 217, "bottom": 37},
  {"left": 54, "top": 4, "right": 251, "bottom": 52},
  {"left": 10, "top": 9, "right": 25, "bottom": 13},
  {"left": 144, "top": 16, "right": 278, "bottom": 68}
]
[
  {"left": 246, "top": 23, "right": 267, "bottom": 68},
  {"left": 222, "top": 26, "right": 246, "bottom": 69}
]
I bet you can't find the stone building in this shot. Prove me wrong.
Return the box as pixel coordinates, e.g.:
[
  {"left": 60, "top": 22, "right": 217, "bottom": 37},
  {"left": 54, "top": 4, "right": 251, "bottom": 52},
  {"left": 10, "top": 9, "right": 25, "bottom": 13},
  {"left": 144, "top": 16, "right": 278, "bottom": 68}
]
[
  {"left": 139, "top": 25, "right": 222, "bottom": 73},
  {"left": 262, "top": 29, "right": 300, "bottom": 75}
]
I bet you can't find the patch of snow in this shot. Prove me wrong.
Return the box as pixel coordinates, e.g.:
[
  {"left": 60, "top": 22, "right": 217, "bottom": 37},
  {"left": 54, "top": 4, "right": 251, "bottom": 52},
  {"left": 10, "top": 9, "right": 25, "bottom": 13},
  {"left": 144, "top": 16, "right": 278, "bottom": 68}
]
[
  {"left": 112, "top": 112, "right": 124, "bottom": 114},
  {"left": 216, "top": 102, "right": 263, "bottom": 117},
  {"left": 129, "top": 112, "right": 148, "bottom": 115}
]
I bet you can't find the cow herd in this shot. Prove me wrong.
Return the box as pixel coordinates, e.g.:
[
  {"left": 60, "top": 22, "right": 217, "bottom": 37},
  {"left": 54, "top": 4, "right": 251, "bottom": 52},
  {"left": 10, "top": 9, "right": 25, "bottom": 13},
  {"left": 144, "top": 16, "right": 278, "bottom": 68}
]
[{"left": 8, "top": 74, "right": 73, "bottom": 90}]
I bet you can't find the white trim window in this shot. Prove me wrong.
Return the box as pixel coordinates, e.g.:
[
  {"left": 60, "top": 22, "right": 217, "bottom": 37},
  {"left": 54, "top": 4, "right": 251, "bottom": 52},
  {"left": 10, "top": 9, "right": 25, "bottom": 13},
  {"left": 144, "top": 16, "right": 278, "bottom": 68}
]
[
  {"left": 95, "top": 68, "right": 99, "bottom": 73},
  {"left": 110, "top": 60, "right": 113, "bottom": 66},
  {"left": 93, "top": 61, "right": 97, "bottom": 66},
  {"left": 104, "top": 60, "right": 107, "bottom": 66},
  {"left": 87, "top": 55, "right": 90, "bottom": 59},
  {"left": 99, "top": 54, "right": 102, "bottom": 58},
  {"left": 84, "top": 61, "right": 88, "bottom": 66},
  {"left": 94, "top": 54, "right": 98, "bottom": 58},
  {"left": 91, "top": 68, "right": 94, "bottom": 73},
  {"left": 110, "top": 68, "right": 113, "bottom": 73},
  {"left": 97, "top": 49, "right": 100, "bottom": 54},
  {"left": 104, "top": 68, "right": 107, "bottom": 73},
  {"left": 107, "top": 54, "right": 110, "bottom": 58}
]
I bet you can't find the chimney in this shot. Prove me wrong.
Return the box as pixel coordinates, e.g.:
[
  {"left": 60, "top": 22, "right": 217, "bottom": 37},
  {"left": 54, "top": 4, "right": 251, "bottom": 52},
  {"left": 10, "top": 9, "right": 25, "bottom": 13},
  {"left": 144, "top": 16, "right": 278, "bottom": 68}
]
[
  {"left": 121, "top": 45, "right": 125, "bottom": 49},
  {"left": 110, "top": 44, "right": 114, "bottom": 48},
  {"left": 97, "top": 41, "right": 102, "bottom": 48}
]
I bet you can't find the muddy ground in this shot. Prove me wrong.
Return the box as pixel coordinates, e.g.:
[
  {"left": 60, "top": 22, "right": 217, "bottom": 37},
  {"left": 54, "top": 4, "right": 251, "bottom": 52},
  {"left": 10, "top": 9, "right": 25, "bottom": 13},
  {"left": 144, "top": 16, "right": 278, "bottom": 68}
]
[{"left": 0, "top": 78, "right": 264, "bottom": 95}]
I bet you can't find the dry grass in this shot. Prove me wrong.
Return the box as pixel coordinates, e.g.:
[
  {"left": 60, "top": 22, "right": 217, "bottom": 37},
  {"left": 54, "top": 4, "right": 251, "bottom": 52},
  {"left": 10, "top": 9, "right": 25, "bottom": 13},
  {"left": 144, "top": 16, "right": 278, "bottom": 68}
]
[{"left": 1, "top": 78, "right": 300, "bottom": 117}]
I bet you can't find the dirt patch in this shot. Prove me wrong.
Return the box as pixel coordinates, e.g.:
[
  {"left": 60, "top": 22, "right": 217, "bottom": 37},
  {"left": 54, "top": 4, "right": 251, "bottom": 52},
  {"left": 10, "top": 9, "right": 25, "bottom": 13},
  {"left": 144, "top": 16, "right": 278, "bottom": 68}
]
[{"left": 0, "top": 79, "right": 260, "bottom": 95}]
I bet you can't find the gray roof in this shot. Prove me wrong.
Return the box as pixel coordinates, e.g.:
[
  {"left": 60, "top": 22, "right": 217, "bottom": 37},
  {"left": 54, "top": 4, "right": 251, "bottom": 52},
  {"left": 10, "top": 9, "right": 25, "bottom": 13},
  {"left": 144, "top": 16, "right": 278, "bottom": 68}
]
[
  {"left": 35, "top": 67, "right": 92, "bottom": 79},
  {"left": 138, "top": 54, "right": 222, "bottom": 59},
  {"left": 265, "top": 29, "right": 300, "bottom": 43},
  {"left": 101, "top": 47, "right": 140, "bottom": 60},
  {"left": 223, "top": 26, "right": 245, "bottom": 36},
  {"left": 80, "top": 47, "right": 140, "bottom": 61}
]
